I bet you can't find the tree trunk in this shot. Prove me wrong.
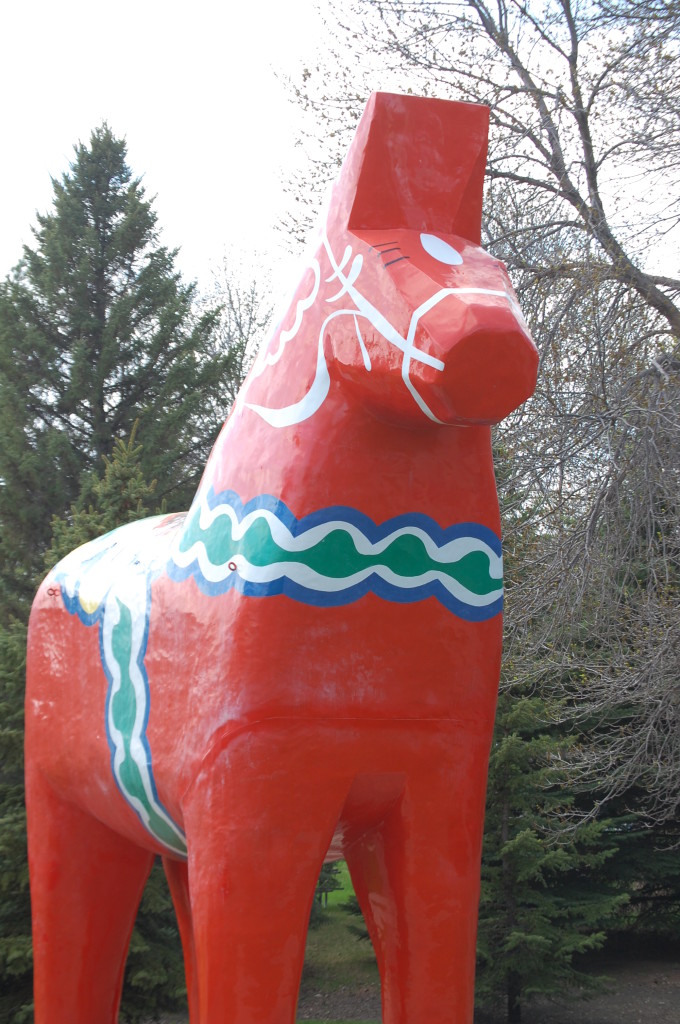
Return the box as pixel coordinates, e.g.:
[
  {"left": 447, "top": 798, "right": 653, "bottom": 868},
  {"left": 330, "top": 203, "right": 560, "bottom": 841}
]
[{"left": 507, "top": 969, "right": 522, "bottom": 1023}]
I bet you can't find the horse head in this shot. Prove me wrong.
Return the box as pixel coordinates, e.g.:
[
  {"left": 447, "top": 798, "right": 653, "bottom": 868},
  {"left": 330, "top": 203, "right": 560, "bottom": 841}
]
[{"left": 241, "top": 92, "right": 538, "bottom": 430}]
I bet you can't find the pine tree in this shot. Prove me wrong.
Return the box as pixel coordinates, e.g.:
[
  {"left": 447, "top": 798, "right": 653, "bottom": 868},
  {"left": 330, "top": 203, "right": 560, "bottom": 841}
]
[
  {"left": 476, "top": 690, "right": 626, "bottom": 1023},
  {"left": 121, "top": 862, "right": 187, "bottom": 1023},
  {"left": 0, "top": 124, "right": 234, "bottom": 602},
  {"left": 0, "top": 125, "right": 262, "bottom": 1022},
  {"left": 0, "top": 616, "right": 32, "bottom": 1024},
  {"left": 45, "top": 425, "right": 159, "bottom": 566},
  {"left": 599, "top": 812, "right": 680, "bottom": 946}
]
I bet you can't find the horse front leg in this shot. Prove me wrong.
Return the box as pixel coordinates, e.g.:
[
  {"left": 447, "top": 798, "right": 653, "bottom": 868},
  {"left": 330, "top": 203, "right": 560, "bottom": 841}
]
[
  {"left": 346, "top": 727, "right": 492, "bottom": 1024},
  {"left": 181, "top": 723, "right": 351, "bottom": 1024}
]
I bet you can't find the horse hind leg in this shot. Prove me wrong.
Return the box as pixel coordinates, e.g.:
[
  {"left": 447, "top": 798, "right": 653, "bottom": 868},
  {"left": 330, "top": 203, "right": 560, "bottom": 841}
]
[
  {"left": 26, "top": 767, "right": 154, "bottom": 1024},
  {"left": 181, "top": 726, "right": 354, "bottom": 1024}
]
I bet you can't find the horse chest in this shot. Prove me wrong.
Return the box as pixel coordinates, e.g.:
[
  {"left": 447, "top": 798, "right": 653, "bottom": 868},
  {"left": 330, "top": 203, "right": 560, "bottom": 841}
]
[{"left": 145, "top": 582, "right": 503, "bottom": 729}]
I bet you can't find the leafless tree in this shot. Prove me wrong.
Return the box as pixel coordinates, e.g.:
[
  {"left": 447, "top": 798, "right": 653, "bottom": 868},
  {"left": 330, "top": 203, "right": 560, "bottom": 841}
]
[
  {"left": 195, "top": 258, "right": 273, "bottom": 414},
  {"left": 290, "top": 0, "right": 680, "bottom": 822},
  {"left": 318, "top": 0, "right": 680, "bottom": 333}
]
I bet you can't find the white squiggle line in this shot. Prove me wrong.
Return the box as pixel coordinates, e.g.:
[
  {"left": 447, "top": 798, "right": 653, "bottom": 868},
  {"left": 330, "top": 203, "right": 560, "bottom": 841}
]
[
  {"left": 279, "top": 260, "right": 322, "bottom": 346},
  {"left": 323, "top": 230, "right": 445, "bottom": 373},
  {"left": 174, "top": 530, "right": 501, "bottom": 582},
  {"left": 177, "top": 497, "right": 502, "bottom": 577},
  {"left": 245, "top": 323, "right": 330, "bottom": 427},
  {"left": 327, "top": 235, "right": 519, "bottom": 425},
  {"left": 326, "top": 253, "right": 364, "bottom": 301},
  {"left": 401, "top": 286, "right": 507, "bottom": 417},
  {"left": 171, "top": 500, "right": 504, "bottom": 607},
  {"left": 246, "top": 231, "right": 448, "bottom": 428},
  {"left": 323, "top": 230, "right": 455, "bottom": 424},
  {"left": 103, "top": 596, "right": 125, "bottom": 776},
  {"left": 245, "top": 305, "right": 376, "bottom": 428},
  {"left": 329, "top": 244, "right": 352, "bottom": 278},
  {"left": 173, "top": 550, "right": 502, "bottom": 608},
  {"left": 248, "top": 258, "right": 322, "bottom": 385}
]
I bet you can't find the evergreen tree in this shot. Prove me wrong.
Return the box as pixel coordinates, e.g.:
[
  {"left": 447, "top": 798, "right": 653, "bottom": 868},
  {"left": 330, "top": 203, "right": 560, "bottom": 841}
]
[
  {"left": 600, "top": 813, "right": 680, "bottom": 946},
  {"left": 315, "top": 862, "right": 343, "bottom": 909},
  {"left": 308, "top": 863, "right": 344, "bottom": 928},
  {"left": 0, "top": 124, "right": 234, "bottom": 602},
  {"left": 121, "top": 862, "right": 186, "bottom": 1023},
  {"left": 476, "top": 689, "right": 626, "bottom": 1023},
  {"left": 0, "top": 616, "right": 32, "bottom": 1024},
  {"left": 0, "top": 126, "right": 263, "bottom": 1022},
  {"left": 45, "top": 425, "right": 159, "bottom": 566}
]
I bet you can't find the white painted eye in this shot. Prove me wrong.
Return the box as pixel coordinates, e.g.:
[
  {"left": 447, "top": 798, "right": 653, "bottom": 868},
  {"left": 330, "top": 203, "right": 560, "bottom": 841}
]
[{"left": 420, "top": 233, "right": 463, "bottom": 265}]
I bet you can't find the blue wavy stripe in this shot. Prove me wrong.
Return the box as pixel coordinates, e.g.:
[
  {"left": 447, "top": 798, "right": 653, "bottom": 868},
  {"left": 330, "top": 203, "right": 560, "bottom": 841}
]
[{"left": 169, "top": 488, "right": 503, "bottom": 622}]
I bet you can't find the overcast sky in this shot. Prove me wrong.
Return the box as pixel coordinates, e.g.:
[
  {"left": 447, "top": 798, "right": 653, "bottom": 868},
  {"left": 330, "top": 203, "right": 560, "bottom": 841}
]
[{"left": 1, "top": 0, "right": 338, "bottom": 296}]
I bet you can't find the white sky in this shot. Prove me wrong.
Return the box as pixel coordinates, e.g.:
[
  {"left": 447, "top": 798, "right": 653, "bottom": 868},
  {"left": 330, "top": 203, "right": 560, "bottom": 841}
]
[
  {"left": 1, "top": 0, "right": 337, "bottom": 297},
  {"left": 7, "top": 2, "right": 671, "bottom": 301}
]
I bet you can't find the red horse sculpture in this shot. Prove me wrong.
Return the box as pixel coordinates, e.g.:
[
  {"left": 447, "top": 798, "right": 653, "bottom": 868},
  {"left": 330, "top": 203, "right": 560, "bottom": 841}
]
[{"left": 26, "top": 92, "right": 538, "bottom": 1024}]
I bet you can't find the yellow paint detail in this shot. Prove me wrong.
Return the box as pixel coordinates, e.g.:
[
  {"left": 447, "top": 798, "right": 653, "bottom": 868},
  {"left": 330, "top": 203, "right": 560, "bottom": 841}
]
[{"left": 77, "top": 591, "right": 104, "bottom": 616}]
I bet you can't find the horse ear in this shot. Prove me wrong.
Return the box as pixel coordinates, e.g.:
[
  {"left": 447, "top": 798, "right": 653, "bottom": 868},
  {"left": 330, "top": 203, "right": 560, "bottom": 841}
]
[{"left": 336, "top": 92, "right": 489, "bottom": 245}]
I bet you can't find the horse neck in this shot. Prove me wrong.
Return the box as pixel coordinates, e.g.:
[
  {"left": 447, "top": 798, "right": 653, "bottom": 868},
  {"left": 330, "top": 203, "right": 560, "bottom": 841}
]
[{"left": 194, "top": 384, "right": 497, "bottom": 531}]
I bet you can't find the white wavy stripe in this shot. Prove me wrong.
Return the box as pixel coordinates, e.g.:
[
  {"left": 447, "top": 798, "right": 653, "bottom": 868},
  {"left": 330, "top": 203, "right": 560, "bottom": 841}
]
[
  {"left": 103, "top": 594, "right": 125, "bottom": 777},
  {"left": 174, "top": 549, "right": 501, "bottom": 607},
  {"left": 279, "top": 259, "right": 321, "bottom": 345},
  {"left": 405, "top": 287, "right": 511, "bottom": 350},
  {"left": 173, "top": 499, "right": 503, "bottom": 578},
  {"left": 102, "top": 586, "right": 186, "bottom": 851}
]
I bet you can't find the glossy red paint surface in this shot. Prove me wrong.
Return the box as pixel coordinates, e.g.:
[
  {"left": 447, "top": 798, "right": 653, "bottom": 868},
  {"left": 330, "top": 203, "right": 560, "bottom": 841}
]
[{"left": 25, "top": 92, "right": 538, "bottom": 1023}]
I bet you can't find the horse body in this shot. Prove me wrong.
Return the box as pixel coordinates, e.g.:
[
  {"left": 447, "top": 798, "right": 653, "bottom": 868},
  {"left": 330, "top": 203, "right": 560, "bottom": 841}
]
[{"left": 26, "top": 93, "right": 538, "bottom": 1024}]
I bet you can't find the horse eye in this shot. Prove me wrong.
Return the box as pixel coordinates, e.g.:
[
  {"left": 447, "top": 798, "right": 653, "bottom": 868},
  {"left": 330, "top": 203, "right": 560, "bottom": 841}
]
[{"left": 420, "top": 234, "right": 463, "bottom": 266}]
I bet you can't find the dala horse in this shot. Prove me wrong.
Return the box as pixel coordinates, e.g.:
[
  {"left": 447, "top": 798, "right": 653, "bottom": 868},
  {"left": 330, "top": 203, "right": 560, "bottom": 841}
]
[{"left": 26, "top": 92, "right": 538, "bottom": 1024}]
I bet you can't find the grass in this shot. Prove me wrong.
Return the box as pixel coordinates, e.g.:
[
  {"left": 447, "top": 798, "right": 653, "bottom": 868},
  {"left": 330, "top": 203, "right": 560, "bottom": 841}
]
[
  {"left": 302, "top": 861, "right": 379, "bottom": 993},
  {"left": 302, "top": 907, "right": 378, "bottom": 991}
]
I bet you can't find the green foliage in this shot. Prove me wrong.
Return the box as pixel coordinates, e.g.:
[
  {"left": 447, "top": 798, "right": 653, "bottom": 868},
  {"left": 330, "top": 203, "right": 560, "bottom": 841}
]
[
  {"left": 316, "top": 862, "right": 343, "bottom": 906},
  {"left": 340, "top": 894, "right": 370, "bottom": 943},
  {"left": 0, "top": 123, "right": 234, "bottom": 600},
  {"left": 477, "top": 691, "right": 627, "bottom": 1022},
  {"left": 597, "top": 813, "right": 680, "bottom": 945},
  {"left": 310, "top": 862, "right": 344, "bottom": 928},
  {"left": 0, "top": 618, "right": 32, "bottom": 1024},
  {"left": 45, "top": 424, "right": 157, "bottom": 568}
]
